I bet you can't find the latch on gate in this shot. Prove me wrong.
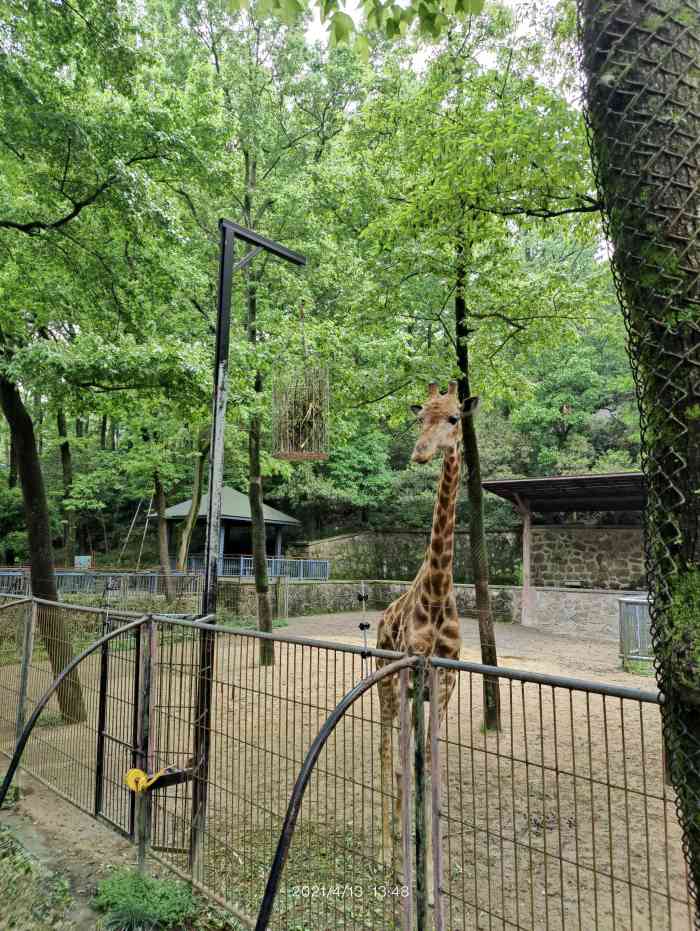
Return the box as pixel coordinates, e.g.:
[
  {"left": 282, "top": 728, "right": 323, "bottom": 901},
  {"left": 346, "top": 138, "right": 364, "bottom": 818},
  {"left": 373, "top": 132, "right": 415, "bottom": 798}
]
[{"left": 124, "top": 764, "right": 193, "bottom": 794}]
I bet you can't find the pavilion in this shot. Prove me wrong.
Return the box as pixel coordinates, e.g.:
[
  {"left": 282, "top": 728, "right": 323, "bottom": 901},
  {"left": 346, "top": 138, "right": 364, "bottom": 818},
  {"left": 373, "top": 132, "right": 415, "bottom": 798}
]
[{"left": 164, "top": 486, "right": 300, "bottom": 561}]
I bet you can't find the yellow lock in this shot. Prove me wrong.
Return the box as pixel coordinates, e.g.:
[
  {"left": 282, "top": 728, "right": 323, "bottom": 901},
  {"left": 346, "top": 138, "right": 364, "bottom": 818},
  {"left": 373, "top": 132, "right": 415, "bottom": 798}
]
[{"left": 124, "top": 767, "right": 167, "bottom": 793}]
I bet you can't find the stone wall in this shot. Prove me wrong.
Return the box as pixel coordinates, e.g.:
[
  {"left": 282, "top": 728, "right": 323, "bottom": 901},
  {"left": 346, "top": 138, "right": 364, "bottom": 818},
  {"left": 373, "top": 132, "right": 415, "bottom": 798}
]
[
  {"left": 218, "top": 578, "right": 637, "bottom": 641},
  {"left": 527, "top": 586, "right": 645, "bottom": 641},
  {"left": 531, "top": 526, "right": 645, "bottom": 590},
  {"left": 292, "top": 530, "right": 520, "bottom": 584}
]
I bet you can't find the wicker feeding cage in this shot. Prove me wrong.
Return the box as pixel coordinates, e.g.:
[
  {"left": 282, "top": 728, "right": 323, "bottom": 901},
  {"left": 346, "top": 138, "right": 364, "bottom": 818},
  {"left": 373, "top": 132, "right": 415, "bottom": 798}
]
[{"left": 272, "top": 365, "right": 329, "bottom": 461}]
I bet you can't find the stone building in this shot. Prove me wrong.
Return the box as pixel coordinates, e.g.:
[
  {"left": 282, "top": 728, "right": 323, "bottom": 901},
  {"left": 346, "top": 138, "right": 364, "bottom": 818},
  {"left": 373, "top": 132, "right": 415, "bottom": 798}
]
[{"left": 482, "top": 472, "right": 646, "bottom": 626}]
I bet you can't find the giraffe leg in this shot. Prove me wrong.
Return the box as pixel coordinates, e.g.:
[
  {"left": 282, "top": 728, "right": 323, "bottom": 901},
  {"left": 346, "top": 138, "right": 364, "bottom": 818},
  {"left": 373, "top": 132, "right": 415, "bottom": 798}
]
[{"left": 425, "top": 667, "right": 457, "bottom": 911}]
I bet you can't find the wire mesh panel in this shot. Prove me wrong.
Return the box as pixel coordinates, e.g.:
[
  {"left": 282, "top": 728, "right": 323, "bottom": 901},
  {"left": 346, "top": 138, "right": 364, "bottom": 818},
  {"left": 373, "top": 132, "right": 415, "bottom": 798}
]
[
  {"left": 272, "top": 366, "right": 329, "bottom": 461},
  {"left": 0, "top": 599, "right": 31, "bottom": 755},
  {"left": 148, "top": 630, "right": 401, "bottom": 929},
  {"left": 435, "top": 663, "right": 692, "bottom": 931},
  {"left": 6, "top": 602, "right": 138, "bottom": 819}
]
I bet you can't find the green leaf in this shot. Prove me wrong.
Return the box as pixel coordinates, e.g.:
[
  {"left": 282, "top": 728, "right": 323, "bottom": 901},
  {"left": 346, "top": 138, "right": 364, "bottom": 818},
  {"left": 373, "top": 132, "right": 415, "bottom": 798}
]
[
  {"left": 329, "top": 11, "right": 355, "bottom": 45},
  {"left": 354, "top": 34, "right": 370, "bottom": 62},
  {"left": 278, "top": 0, "right": 304, "bottom": 25}
]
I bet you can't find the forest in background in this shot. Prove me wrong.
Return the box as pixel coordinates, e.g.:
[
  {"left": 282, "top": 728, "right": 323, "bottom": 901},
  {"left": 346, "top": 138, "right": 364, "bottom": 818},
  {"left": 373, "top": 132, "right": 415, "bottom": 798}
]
[{"left": 0, "top": 0, "right": 641, "bottom": 568}]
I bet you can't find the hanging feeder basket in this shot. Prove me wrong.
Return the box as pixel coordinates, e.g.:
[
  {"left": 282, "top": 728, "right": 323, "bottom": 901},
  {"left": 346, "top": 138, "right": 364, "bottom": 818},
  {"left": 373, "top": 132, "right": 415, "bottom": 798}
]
[{"left": 272, "top": 365, "right": 329, "bottom": 461}]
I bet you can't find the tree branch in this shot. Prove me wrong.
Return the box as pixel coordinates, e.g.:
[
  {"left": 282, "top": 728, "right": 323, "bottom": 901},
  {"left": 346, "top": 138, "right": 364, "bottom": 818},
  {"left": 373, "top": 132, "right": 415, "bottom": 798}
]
[{"left": 0, "top": 152, "right": 162, "bottom": 235}]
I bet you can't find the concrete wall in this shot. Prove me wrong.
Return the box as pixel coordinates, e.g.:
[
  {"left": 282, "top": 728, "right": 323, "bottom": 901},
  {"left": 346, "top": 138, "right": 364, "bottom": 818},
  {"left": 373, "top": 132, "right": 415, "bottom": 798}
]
[
  {"left": 531, "top": 526, "right": 645, "bottom": 590},
  {"left": 292, "top": 530, "right": 520, "bottom": 584},
  {"left": 218, "top": 578, "right": 637, "bottom": 642}
]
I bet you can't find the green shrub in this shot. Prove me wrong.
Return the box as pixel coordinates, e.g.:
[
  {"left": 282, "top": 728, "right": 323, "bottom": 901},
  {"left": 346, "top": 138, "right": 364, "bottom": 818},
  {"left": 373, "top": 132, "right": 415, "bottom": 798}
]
[{"left": 94, "top": 868, "right": 197, "bottom": 930}]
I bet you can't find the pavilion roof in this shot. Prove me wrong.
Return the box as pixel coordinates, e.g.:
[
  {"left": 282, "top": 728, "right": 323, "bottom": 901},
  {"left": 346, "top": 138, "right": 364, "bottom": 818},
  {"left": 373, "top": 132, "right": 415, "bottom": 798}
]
[
  {"left": 482, "top": 472, "right": 645, "bottom": 513},
  {"left": 164, "top": 486, "right": 300, "bottom": 527}
]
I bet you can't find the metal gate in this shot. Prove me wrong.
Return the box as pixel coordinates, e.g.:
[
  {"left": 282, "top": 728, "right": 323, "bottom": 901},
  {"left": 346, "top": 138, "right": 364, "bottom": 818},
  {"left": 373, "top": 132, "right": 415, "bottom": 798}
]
[{"left": 94, "top": 618, "right": 141, "bottom": 837}]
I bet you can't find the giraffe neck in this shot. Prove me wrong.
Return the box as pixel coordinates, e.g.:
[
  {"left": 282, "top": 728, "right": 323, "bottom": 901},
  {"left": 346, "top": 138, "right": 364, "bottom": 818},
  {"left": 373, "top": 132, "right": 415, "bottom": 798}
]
[{"left": 423, "top": 444, "right": 461, "bottom": 588}]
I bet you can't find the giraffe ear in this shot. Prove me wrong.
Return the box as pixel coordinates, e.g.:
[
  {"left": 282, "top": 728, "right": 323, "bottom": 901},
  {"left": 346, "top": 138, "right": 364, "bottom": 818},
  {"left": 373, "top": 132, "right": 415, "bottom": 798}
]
[
  {"left": 410, "top": 404, "right": 422, "bottom": 416},
  {"left": 461, "top": 396, "right": 480, "bottom": 417}
]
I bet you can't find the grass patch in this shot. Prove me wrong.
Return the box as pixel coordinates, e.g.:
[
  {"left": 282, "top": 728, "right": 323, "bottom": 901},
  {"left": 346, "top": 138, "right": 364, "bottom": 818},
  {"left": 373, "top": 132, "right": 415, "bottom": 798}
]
[
  {"left": 198, "top": 821, "right": 400, "bottom": 930},
  {"left": 93, "top": 868, "right": 244, "bottom": 931},
  {"left": 623, "top": 657, "right": 655, "bottom": 676},
  {"left": 0, "top": 826, "right": 75, "bottom": 930},
  {"left": 36, "top": 710, "right": 66, "bottom": 728}
]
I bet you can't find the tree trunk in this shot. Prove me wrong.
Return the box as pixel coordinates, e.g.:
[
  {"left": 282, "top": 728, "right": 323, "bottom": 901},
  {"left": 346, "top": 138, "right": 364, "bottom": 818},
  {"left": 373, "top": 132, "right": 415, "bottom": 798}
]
[
  {"left": 154, "top": 471, "right": 176, "bottom": 601},
  {"left": 0, "top": 376, "right": 86, "bottom": 722},
  {"left": 8, "top": 435, "right": 17, "bottom": 488},
  {"left": 580, "top": 1, "right": 700, "bottom": 907},
  {"left": 455, "top": 243, "right": 501, "bottom": 730},
  {"left": 56, "top": 409, "right": 76, "bottom": 567},
  {"left": 100, "top": 414, "right": 108, "bottom": 450},
  {"left": 177, "top": 431, "right": 209, "bottom": 571}
]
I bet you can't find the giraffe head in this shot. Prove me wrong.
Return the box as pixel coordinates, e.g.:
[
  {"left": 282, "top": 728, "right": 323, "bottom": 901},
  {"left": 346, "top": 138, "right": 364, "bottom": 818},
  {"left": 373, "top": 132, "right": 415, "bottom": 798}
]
[{"left": 410, "top": 381, "right": 479, "bottom": 464}]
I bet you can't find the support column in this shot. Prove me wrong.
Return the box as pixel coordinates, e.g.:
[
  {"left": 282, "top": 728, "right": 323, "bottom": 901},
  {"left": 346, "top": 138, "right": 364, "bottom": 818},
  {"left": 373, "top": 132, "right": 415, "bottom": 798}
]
[
  {"left": 275, "top": 527, "right": 283, "bottom": 558},
  {"left": 514, "top": 495, "right": 534, "bottom": 627}
]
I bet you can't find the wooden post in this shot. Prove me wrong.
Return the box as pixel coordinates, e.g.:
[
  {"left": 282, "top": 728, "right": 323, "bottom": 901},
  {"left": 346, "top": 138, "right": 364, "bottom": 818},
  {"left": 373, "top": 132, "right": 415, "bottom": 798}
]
[
  {"left": 514, "top": 494, "right": 534, "bottom": 627},
  {"left": 274, "top": 527, "right": 283, "bottom": 558},
  {"left": 413, "top": 657, "right": 428, "bottom": 931},
  {"left": 429, "top": 665, "right": 444, "bottom": 930},
  {"left": 398, "top": 668, "right": 414, "bottom": 931}
]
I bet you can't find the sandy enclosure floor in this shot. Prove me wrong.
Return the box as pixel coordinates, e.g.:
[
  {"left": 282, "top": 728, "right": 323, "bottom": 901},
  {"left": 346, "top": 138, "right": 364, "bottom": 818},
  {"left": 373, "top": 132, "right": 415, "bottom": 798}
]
[{"left": 0, "top": 608, "right": 694, "bottom": 931}]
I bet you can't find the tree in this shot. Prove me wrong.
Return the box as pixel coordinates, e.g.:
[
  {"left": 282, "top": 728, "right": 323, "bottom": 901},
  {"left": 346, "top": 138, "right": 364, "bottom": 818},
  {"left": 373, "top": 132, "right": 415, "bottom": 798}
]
[
  {"left": 326, "top": 20, "right": 610, "bottom": 727},
  {"left": 578, "top": 0, "right": 700, "bottom": 909}
]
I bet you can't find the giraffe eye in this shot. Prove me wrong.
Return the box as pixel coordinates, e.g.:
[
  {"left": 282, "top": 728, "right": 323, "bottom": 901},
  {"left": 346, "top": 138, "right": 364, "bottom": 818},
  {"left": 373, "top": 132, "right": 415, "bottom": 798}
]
[{"left": 448, "top": 415, "right": 460, "bottom": 425}]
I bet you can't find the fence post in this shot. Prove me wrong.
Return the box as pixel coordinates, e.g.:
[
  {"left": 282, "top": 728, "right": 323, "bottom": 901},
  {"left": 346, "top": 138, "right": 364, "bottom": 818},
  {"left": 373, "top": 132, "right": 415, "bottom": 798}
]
[
  {"left": 190, "top": 621, "right": 216, "bottom": 880},
  {"left": 413, "top": 656, "right": 428, "bottom": 931},
  {"left": 135, "top": 615, "right": 154, "bottom": 871},
  {"left": 15, "top": 600, "right": 36, "bottom": 783}
]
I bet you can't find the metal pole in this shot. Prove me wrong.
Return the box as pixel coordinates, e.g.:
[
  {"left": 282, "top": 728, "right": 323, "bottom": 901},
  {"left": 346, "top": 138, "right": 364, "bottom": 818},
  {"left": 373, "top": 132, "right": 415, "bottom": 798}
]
[
  {"left": 413, "top": 656, "right": 428, "bottom": 931},
  {"left": 136, "top": 616, "right": 154, "bottom": 871},
  {"left": 14, "top": 599, "right": 35, "bottom": 793},
  {"left": 190, "top": 221, "right": 235, "bottom": 876},
  {"left": 202, "top": 220, "right": 235, "bottom": 619},
  {"left": 15, "top": 599, "right": 35, "bottom": 744}
]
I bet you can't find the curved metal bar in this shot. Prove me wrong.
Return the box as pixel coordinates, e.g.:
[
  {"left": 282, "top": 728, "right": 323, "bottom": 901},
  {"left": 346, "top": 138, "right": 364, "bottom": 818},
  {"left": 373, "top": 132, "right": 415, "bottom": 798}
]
[
  {"left": 0, "top": 614, "right": 149, "bottom": 810},
  {"left": 254, "top": 655, "right": 417, "bottom": 931}
]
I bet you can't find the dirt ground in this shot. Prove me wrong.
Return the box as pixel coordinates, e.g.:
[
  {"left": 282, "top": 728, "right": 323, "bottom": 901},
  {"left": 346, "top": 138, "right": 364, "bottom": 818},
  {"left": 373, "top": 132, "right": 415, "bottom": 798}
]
[
  {"left": 0, "top": 773, "right": 140, "bottom": 928},
  {"left": 284, "top": 611, "right": 656, "bottom": 689},
  {"left": 0, "top": 610, "right": 693, "bottom": 931}
]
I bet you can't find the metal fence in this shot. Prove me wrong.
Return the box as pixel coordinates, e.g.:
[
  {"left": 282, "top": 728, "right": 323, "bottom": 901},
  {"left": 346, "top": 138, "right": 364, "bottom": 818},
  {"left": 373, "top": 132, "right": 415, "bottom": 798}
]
[
  {"left": 186, "top": 554, "right": 331, "bottom": 580},
  {"left": 0, "top": 570, "right": 204, "bottom": 613},
  {"left": 0, "top": 597, "right": 694, "bottom": 929}
]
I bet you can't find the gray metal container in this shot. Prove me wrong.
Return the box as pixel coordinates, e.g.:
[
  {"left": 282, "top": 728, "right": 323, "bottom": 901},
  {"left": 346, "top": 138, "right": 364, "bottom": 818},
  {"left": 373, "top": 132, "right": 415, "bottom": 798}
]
[{"left": 619, "top": 595, "right": 652, "bottom": 664}]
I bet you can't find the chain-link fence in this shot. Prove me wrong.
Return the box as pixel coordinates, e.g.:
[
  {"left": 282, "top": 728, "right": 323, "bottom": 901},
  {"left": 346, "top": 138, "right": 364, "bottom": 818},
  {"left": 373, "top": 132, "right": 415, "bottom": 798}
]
[{"left": 577, "top": 2, "right": 700, "bottom": 923}]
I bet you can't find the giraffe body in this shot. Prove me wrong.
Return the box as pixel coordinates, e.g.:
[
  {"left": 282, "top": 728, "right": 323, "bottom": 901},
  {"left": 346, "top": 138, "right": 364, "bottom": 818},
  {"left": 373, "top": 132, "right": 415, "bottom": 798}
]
[{"left": 375, "top": 381, "right": 479, "bottom": 893}]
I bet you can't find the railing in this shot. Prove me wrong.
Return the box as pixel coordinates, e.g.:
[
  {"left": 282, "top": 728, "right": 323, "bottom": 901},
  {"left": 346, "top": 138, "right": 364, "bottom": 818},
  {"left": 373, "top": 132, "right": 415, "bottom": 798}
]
[
  {"left": 0, "top": 570, "right": 203, "bottom": 613},
  {"left": 185, "top": 554, "right": 331, "bottom": 580},
  {"left": 0, "top": 596, "right": 694, "bottom": 930}
]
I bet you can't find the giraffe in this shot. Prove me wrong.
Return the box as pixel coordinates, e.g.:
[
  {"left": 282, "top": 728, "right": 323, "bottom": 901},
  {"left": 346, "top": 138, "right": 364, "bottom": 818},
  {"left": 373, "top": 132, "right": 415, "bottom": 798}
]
[{"left": 375, "top": 379, "right": 479, "bottom": 890}]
